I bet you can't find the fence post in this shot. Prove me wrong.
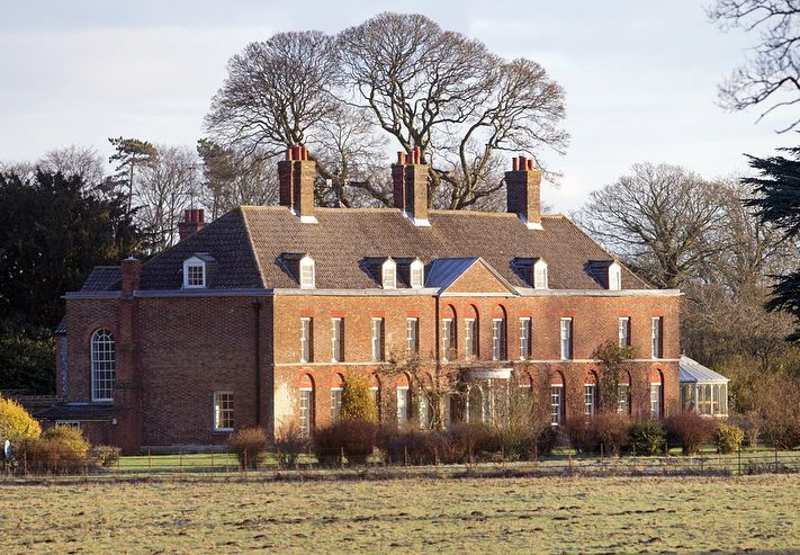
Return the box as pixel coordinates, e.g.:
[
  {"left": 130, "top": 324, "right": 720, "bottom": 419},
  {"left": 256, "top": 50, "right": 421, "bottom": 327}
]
[
  {"left": 404, "top": 446, "right": 408, "bottom": 467},
  {"left": 179, "top": 449, "right": 183, "bottom": 473},
  {"left": 738, "top": 448, "right": 741, "bottom": 475},
  {"left": 211, "top": 451, "right": 214, "bottom": 472},
  {"left": 340, "top": 447, "right": 345, "bottom": 469},
  {"left": 148, "top": 448, "right": 151, "bottom": 470},
  {"left": 774, "top": 447, "right": 778, "bottom": 472}
]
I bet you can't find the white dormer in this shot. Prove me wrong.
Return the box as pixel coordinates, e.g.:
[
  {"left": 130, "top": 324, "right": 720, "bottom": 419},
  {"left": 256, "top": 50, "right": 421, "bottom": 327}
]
[
  {"left": 382, "top": 258, "right": 397, "bottom": 289},
  {"left": 410, "top": 258, "right": 425, "bottom": 289},
  {"left": 299, "top": 255, "right": 316, "bottom": 289},
  {"left": 533, "top": 259, "right": 548, "bottom": 289},
  {"left": 183, "top": 256, "right": 207, "bottom": 288},
  {"left": 609, "top": 261, "right": 622, "bottom": 291}
]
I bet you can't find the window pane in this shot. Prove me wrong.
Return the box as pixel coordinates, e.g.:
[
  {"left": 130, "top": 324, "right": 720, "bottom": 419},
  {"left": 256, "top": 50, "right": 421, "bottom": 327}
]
[{"left": 91, "top": 329, "right": 115, "bottom": 401}]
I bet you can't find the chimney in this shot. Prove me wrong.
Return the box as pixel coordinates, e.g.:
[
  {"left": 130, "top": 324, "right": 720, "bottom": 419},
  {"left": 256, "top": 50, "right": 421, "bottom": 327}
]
[
  {"left": 505, "top": 155, "right": 543, "bottom": 230},
  {"left": 178, "top": 209, "right": 205, "bottom": 241},
  {"left": 278, "top": 145, "right": 317, "bottom": 224},
  {"left": 121, "top": 256, "right": 142, "bottom": 295},
  {"left": 392, "top": 147, "right": 430, "bottom": 227}
]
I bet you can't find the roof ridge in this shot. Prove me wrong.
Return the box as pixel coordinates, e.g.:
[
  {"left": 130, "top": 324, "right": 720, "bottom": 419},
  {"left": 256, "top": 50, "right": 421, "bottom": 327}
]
[{"left": 240, "top": 207, "right": 267, "bottom": 288}]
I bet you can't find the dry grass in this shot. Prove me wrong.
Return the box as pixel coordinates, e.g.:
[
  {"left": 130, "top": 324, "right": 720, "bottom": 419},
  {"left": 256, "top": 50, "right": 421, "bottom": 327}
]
[{"left": 2, "top": 474, "right": 799, "bottom": 553}]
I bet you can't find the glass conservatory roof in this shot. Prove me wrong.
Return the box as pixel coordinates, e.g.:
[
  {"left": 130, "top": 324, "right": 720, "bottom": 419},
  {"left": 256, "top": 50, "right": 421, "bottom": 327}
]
[{"left": 679, "top": 355, "right": 729, "bottom": 384}]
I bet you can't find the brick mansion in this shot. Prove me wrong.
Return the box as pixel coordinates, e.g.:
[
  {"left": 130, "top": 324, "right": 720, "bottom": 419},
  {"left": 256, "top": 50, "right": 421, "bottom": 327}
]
[{"left": 47, "top": 146, "right": 681, "bottom": 453}]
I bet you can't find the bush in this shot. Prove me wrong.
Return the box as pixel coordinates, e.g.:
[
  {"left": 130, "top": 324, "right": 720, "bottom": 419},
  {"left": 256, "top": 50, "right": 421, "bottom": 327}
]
[
  {"left": 15, "top": 425, "right": 91, "bottom": 474},
  {"left": 751, "top": 375, "right": 800, "bottom": 449},
  {"left": 90, "top": 445, "right": 121, "bottom": 467},
  {"left": 494, "top": 426, "right": 537, "bottom": 461},
  {"left": 313, "top": 420, "right": 378, "bottom": 466},
  {"left": 447, "top": 423, "right": 495, "bottom": 463},
  {"left": 228, "top": 426, "right": 267, "bottom": 470},
  {"left": 274, "top": 422, "right": 309, "bottom": 468},
  {"left": 628, "top": 420, "right": 666, "bottom": 456},
  {"left": 566, "top": 414, "right": 631, "bottom": 456},
  {"left": 665, "top": 412, "right": 716, "bottom": 455},
  {"left": 715, "top": 422, "right": 744, "bottom": 454},
  {"left": 535, "top": 426, "right": 559, "bottom": 457},
  {"left": 729, "top": 412, "right": 761, "bottom": 448},
  {"left": 340, "top": 375, "right": 378, "bottom": 423},
  {"left": 0, "top": 396, "right": 41, "bottom": 443}
]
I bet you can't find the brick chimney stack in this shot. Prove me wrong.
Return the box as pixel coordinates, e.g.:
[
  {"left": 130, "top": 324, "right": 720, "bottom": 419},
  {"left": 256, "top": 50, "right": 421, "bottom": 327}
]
[
  {"left": 392, "top": 147, "right": 430, "bottom": 227},
  {"left": 505, "top": 155, "right": 543, "bottom": 230},
  {"left": 121, "top": 256, "right": 142, "bottom": 295},
  {"left": 178, "top": 209, "right": 205, "bottom": 241},
  {"left": 278, "top": 145, "right": 317, "bottom": 224}
]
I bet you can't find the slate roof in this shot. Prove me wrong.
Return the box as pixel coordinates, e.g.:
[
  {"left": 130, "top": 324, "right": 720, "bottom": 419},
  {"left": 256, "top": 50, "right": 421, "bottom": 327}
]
[
  {"left": 80, "top": 266, "right": 122, "bottom": 292},
  {"left": 77, "top": 205, "right": 651, "bottom": 291},
  {"left": 679, "top": 356, "right": 729, "bottom": 383}
]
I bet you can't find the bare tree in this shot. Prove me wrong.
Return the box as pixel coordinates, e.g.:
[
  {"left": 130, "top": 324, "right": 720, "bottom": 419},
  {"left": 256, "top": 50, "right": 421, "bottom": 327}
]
[
  {"left": 573, "top": 163, "right": 727, "bottom": 289},
  {"left": 709, "top": 0, "right": 800, "bottom": 131},
  {"left": 38, "top": 145, "right": 106, "bottom": 186},
  {"left": 337, "top": 13, "right": 568, "bottom": 208}
]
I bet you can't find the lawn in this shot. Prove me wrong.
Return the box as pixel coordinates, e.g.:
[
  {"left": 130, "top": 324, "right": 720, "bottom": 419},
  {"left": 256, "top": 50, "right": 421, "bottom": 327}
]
[{"left": 2, "top": 474, "right": 798, "bottom": 553}]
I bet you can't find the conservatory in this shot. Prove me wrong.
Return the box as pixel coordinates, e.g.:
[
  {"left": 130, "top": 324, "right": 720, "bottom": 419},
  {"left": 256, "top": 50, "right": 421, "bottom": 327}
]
[{"left": 679, "top": 355, "right": 729, "bottom": 417}]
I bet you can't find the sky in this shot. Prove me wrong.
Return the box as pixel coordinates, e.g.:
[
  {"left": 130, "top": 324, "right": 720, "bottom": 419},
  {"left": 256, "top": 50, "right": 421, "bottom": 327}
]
[{"left": 0, "top": 0, "right": 796, "bottom": 212}]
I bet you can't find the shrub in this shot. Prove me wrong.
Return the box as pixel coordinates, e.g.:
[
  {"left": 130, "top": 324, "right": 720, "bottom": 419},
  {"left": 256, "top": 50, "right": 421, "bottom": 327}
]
[
  {"left": 274, "top": 422, "right": 308, "bottom": 468},
  {"left": 535, "top": 426, "right": 559, "bottom": 457},
  {"left": 16, "top": 425, "right": 91, "bottom": 474},
  {"left": 665, "top": 412, "right": 716, "bottom": 455},
  {"left": 715, "top": 422, "right": 744, "bottom": 454},
  {"left": 628, "top": 420, "right": 666, "bottom": 456},
  {"left": 447, "top": 423, "right": 495, "bottom": 463},
  {"left": 566, "top": 414, "right": 631, "bottom": 456},
  {"left": 228, "top": 426, "right": 267, "bottom": 470},
  {"left": 751, "top": 375, "right": 800, "bottom": 449},
  {"left": 494, "top": 426, "right": 537, "bottom": 461},
  {"left": 90, "top": 445, "right": 121, "bottom": 468},
  {"left": 729, "top": 412, "right": 761, "bottom": 448},
  {"left": 340, "top": 375, "right": 378, "bottom": 423},
  {"left": 0, "top": 396, "right": 41, "bottom": 443},
  {"left": 313, "top": 420, "right": 378, "bottom": 466}
]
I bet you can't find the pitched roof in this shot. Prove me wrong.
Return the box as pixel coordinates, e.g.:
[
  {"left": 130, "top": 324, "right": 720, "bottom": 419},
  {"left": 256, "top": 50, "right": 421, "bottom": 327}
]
[
  {"left": 679, "top": 356, "right": 729, "bottom": 383},
  {"left": 79, "top": 266, "right": 122, "bottom": 292},
  {"left": 79, "top": 205, "right": 651, "bottom": 291}
]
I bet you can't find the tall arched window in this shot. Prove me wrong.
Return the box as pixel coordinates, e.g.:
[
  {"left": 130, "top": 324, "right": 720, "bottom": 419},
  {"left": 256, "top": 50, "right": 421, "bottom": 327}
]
[{"left": 91, "top": 329, "right": 115, "bottom": 402}]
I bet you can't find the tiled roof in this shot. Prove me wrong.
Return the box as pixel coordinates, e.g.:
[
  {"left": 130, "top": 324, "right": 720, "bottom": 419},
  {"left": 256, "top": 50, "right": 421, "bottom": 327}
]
[
  {"left": 34, "top": 403, "right": 116, "bottom": 421},
  {"left": 679, "top": 356, "right": 729, "bottom": 384},
  {"left": 79, "top": 266, "right": 122, "bottom": 291},
  {"left": 78, "top": 205, "right": 651, "bottom": 291}
]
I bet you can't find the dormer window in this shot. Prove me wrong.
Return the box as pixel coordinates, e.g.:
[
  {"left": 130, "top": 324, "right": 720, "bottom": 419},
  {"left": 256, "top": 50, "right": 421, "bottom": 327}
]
[
  {"left": 299, "top": 255, "right": 315, "bottom": 289},
  {"left": 533, "top": 259, "right": 548, "bottom": 290},
  {"left": 410, "top": 258, "right": 424, "bottom": 289},
  {"left": 609, "top": 262, "right": 622, "bottom": 291},
  {"left": 183, "top": 256, "right": 207, "bottom": 288},
  {"left": 382, "top": 258, "right": 397, "bottom": 289}
]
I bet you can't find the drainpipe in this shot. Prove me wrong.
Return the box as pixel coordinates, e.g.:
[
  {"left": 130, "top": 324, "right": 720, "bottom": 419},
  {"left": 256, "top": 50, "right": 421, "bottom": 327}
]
[{"left": 253, "top": 300, "right": 262, "bottom": 426}]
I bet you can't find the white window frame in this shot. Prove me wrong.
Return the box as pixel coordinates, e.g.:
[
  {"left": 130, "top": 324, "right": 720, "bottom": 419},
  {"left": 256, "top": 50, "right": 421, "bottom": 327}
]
[
  {"left": 617, "top": 384, "right": 630, "bottom": 415},
  {"left": 300, "top": 317, "right": 313, "bottom": 363},
  {"left": 396, "top": 387, "right": 410, "bottom": 424},
  {"left": 650, "top": 382, "right": 662, "bottom": 418},
  {"left": 651, "top": 317, "right": 663, "bottom": 359},
  {"left": 533, "top": 259, "right": 549, "bottom": 289},
  {"left": 464, "top": 318, "right": 477, "bottom": 359},
  {"left": 560, "top": 318, "right": 573, "bottom": 360},
  {"left": 406, "top": 317, "right": 419, "bottom": 354},
  {"left": 584, "top": 384, "right": 596, "bottom": 416},
  {"left": 213, "top": 391, "right": 234, "bottom": 432},
  {"left": 182, "top": 256, "right": 207, "bottom": 289},
  {"left": 609, "top": 262, "right": 622, "bottom": 291},
  {"left": 371, "top": 318, "right": 385, "bottom": 362},
  {"left": 491, "top": 318, "right": 506, "bottom": 361},
  {"left": 330, "top": 387, "right": 343, "bottom": 423},
  {"left": 519, "top": 317, "right": 531, "bottom": 360},
  {"left": 331, "top": 318, "right": 343, "bottom": 362},
  {"left": 91, "top": 329, "right": 115, "bottom": 402},
  {"left": 550, "top": 385, "right": 563, "bottom": 426},
  {"left": 618, "top": 317, "right": 631, "bottom": 348},
  {"left": 381, "top": 258, "right": 397, "bottom": 289},
  {"left": 410, "top": 258, "right": 424, "bottom": 289},
  {"left": 55, "top": 420, "right": 81, "bottom": 429},
  {"left": 299, "top": 255, "right": 315, "bottom": 289},
  {"left": 442, "top": 318, "right": 455, "bottom": 361},
  {"left": 299, "top": 387, "right": 314, "bottom": 437}
]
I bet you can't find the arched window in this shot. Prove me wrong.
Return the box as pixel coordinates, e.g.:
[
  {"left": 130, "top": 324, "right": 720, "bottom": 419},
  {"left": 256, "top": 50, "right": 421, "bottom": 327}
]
[
  {"left": 370, "top": 373, "right": 382, "bottom": 421},
  {"left": 618, "top": 371, "right": 632, "bottom": 415},
  {"left": 533, "top": 259, "right": 548, "bottom": 289},
  {"left": 182, "top": 256, "right": 207, "bottom": 288},
  {"left": 410, "top": 258, "right": 425, "bottom": 288},
  {"left": 609, "top": 262, "right": 622, "bottom": 291},
  {"left": 299, "top": 255, "right": 315, "bottom": 289},
  {"left": 382, "top": 258, "right": 397, "bottom": 289},
  {"left": 91, "top": 329, "right": 115, "bottom": 402},
  {"left": 550, "top": 371, "right": 565, "bottom": 426},
  {"left": 650, "top": 370, "right": 664, "bottom": 419},
  {"left": 584, "top": 371, "right": 598, "bottom": 417}
]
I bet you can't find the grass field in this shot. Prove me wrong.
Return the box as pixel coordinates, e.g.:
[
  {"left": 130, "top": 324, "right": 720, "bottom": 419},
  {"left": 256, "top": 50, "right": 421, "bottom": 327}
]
[{"left": 3, "top": 474, "right": 799, "bottom": 553}]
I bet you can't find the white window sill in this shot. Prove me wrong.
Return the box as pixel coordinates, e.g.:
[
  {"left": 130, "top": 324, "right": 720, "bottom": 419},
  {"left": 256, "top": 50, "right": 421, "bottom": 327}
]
[{"left": 213, "top": 428, "right": 233, "bottom": 433}]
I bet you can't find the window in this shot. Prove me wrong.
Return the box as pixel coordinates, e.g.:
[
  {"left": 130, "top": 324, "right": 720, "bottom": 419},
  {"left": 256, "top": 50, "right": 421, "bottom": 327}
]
[
  {"left": 442, "top": 318, "right": 456, "bottom": 360},
  {"left": 396, "top": 387, "right": 410, "bottom": 424},
  {"left": 464, "top": 318, "right": 477, "bottom": 359},
  {"left": 371, "top": 318, "right": 385, "bottom": 362},
  {"left": 91, "top": 329, "right": 115, "bottom": 402},
  {"left": 550, "top": 386, "right": 563, "bottom": 425},
  {"left": 618, "top": 317, "right": 631, "bottom": 348},
  {"left": 519, "top": 317, "right": 531, "bottom": 360},
  {"left": 370, "top": 386, "right": 380, "bottom": 418},
  {"left": 651, "top": 317, "right": 663, "bottom": 359},
  {"left": 418, "top": 396, "right": 430, "bottom": 429},
  {"left": 330, "top": 388, "right": 343, "bottom": 423},
  {"left": 381, "top": 258, "right": 396, "bottom": 289},
  {"left": 406, "top": 318, "right": 419, "bottom": 354},
  {"left": 689, "top": 383, "right": 729, "bottom": 417},
  {"left": 410, "top": 259, "right": 424, "bottom": 289},
  {"left": 609, "top": 262, "right": 622, "bottom": 290},
  {"left": 300, "top": 318, "right": 313, "bottom": 362},
  {"left": 617, "top": 384, "right": 630, "bottom": 415},
  {"left": 560, "top": 318, "right": 573, "bottom": 360},
  {"left": 213, "top": 391, "right": 234, "bottom": 431},
  {"left": 492, "top": 319, "right": 506, "bottom": 360},
  {"left": 650, "top": 383, "right": 662, "bottom": 418},
  {"left": 584, "top": 384, "right": 596, "bottom": 416},
  {"left": 55, "top": 420, "right": 81, "bottom": 430},
  {"left": 299, "top": 387, "right": 314, "bottom": 436},
  {"left": 331, "top": 318, "right": 344, "bottom": 362},
  {"left": 182, "top": 256, "right": 207, "bottom": 288},
  {"left": 299, "top": 255, "right": 315, "bottom": 289},
  {"left": 533, "top": 259, "right": 548, "bottom": 289}
]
